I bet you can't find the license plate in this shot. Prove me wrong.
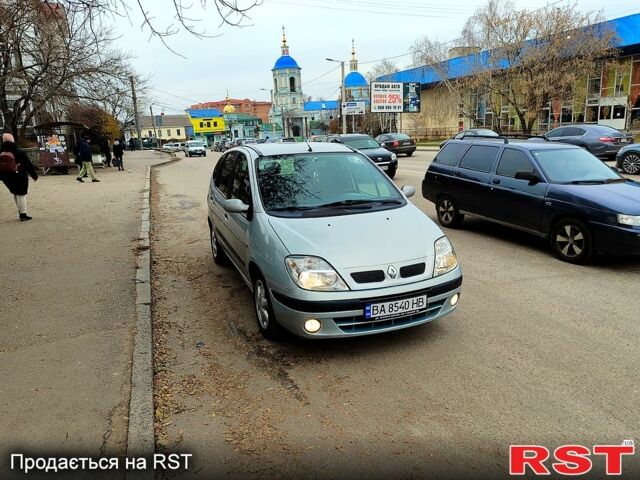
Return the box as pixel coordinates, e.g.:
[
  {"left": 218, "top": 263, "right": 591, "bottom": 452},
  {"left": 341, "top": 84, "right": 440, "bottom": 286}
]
[
  {"left": 379, "top": 165, "right": 388, "bottom": 170},
  {"left": 403, "top": 141, "right": 412, "bottom": 145},
  {"left": 621, "top": 138, "right": 629, "bottom": 143},
  {"left": 365, "top": 295, "right": 427, "bottom": 320}
]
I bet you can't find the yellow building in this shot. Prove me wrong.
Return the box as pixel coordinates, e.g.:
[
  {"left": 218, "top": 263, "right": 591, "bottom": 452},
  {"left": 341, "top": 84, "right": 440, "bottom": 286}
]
[
  {"left": 186, "top": 109, "right": 226, "bottom": 136},
  {"left": 128, "top": 114, "right": 190, "bottom": 142}
]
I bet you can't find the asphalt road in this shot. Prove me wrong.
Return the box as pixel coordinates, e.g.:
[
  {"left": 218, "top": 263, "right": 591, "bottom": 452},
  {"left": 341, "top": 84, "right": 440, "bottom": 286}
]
[{"left": 152, "top": 150, "right": 640, "bottom": 479}]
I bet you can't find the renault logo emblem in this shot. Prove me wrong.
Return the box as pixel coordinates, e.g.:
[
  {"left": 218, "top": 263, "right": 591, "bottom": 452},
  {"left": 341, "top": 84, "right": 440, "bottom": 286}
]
[{"left": 387, "top": 265, "right": 398, "bottom": 279}]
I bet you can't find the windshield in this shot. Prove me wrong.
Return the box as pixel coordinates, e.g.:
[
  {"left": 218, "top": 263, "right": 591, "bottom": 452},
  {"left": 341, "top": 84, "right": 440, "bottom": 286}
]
[
  {"left": 342, "top": 137, "right": 380, "bottom": 150},
  {"left": 187, "top": 142, "right": 203, "bottom": 147},
  {"left": 256, "top": 152, "right": 404, "bottom": 216},
  {"left": 532, "top": 148, "right": 622, "bottom": 183}
]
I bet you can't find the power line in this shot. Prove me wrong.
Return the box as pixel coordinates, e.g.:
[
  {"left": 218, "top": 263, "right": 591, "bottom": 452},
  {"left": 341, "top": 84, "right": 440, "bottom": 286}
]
[{"left": 267, "top": 0, "right": 469, "bottom": 18}]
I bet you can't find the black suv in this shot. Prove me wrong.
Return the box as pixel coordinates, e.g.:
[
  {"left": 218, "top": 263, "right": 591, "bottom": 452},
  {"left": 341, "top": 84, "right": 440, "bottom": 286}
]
[
  {"left": 422, "top": 138, "right": 640, "bottom": 263},
  {"left": 326, "top": 134, "right": 398, "bottom": 178}
]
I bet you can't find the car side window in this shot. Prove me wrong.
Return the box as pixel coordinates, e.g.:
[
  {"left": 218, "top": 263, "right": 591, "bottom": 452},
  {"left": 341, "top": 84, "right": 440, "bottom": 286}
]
[
  {"left": 546, "top": 127, "right": 566, "bottom": 138},
  {"left": 496, "top": 149, "right": 535, "bottom": 177},
  {"left": 563, "top": 127, "right": 582, "bottom": 136},
  {"left": 459, "top": 145, "right": 501, "bottom": 173},
  {"left": 231, "top": 153, "right": 252, "bottom": 207},
  {"left": 453, "top": 132, "right": 465, "bottom": 139},
  {"left": 435, "top": 143, "right": 469, "bottom": 166},
  {"left": 214, "top": 153, "right": 237, "bottom": 198}
]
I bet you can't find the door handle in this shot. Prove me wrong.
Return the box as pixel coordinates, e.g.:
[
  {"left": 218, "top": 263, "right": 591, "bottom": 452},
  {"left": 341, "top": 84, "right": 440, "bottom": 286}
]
[{"left": 492, "top": 178, "right": 501, "bottom": 185}]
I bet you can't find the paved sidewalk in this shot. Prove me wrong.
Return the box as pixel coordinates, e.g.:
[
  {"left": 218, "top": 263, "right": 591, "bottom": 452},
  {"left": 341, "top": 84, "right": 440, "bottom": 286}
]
[{"left": 0, "top": 150, "right": 171, "bottom": 476}]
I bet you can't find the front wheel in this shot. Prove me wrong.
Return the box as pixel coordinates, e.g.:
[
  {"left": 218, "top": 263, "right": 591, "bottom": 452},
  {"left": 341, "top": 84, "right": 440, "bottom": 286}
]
[
  {"left": 620, "top": 152, "right": 640, "bottom": 175},
  {"left": 253, "top": 275, "right": 282, "bottom": 340},
  {"left": 550, "top": 219, "right": 592, "bottom": 264},
  {"left": 436, "top": 196, "right": 464, "bottom": 228}
]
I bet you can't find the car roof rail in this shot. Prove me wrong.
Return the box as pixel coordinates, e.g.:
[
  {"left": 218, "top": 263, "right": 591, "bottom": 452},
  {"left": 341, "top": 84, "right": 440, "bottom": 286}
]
[
  {"left": 460, "top": 132, "right": 510, "bottom": 144},
  {"left": 504, "top": 133, "right": 550, "bottom": 142}
]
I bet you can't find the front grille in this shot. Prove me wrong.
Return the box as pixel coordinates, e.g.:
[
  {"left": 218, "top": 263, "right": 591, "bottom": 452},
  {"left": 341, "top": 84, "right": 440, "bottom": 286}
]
[
  {"left": 335, "top": 299, "right": 446, "bottom": 333},
  {"left": 351, "top": 270, "right": 385, "bottom": 284},
  {"left": 400, "top": 262, "right": 426, "bottom": 278}
]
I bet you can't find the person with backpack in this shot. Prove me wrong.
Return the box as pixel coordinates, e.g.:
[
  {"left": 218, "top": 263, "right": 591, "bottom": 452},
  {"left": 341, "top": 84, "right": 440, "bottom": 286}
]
[
  {"left": 75, "top": 136, "right": 99, "bottom": 182},
  {"left": 0, "top": 133, "right": 38, "bottom": 221},
  {"left": 112, "top": 139, "right": 124, "bottom": 171}
]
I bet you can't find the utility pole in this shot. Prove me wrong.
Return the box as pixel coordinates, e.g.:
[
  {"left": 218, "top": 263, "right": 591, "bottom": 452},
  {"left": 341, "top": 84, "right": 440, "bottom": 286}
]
[
  {"left": 149, "top": 105, "right": 159, "bottom": 148},
  {"left": 340, "top": 61, "right": 346, "bottom": 134},
  {"left": 130, "top": 75, "right": 143, "bottom": 150}
]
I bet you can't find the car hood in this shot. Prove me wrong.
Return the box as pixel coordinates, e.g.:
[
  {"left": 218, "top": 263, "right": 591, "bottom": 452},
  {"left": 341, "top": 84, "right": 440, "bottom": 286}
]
[
  {"left": 268, "top": 204, "right": 445, "bottom": 289},
  {"left": 356, "top": 147, "right": 393, "bottom": 160},
  {"left": 547, "top": 181, "right": 640, "bottom": 215},
  {"left": 617, "top": 144, "right": 639, "bottom": 156}
]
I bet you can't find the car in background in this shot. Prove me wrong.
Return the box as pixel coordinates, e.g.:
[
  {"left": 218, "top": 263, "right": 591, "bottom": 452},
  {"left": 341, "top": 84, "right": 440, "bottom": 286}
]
[
  {"left": 544, "top": 124, "right": 634, "bottom": 160},
  {"left": 280, "top": 137, "right": 297, "bottom": 143},
  {"left": 616, "top": 143, "right": 640, "bottom": 175},
  {"left": 375, "top": 133, "right": 417, "bottom": 157},
  {"left": 309, "top": 135, "right": 327, "bottom": 142},
  {"left": 422, "top": 138, "right": 640, "bottom": 263},
  {"left": 326, "top": 134, "right": 398, "bottom": 178},
  {"left": 162, "top": 142, "right": 179, "bottom": 153},
  {"left": 439, "top": 129, "right": 499, "bottom": 149},
  {"left": 207, "top": 142, "right": 462, "bottom": 339},
  {"left": 185, "top": 140, "right": 207, "bottom": 157}
]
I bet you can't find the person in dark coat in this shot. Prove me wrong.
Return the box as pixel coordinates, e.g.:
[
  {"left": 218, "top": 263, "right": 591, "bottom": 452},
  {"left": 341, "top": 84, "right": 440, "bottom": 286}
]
[
  {"left": 0, "top": 133, "right": 38, "bottom": 221},
  {"left": 112, "top": 140, "right": 125, "bottom": 171},
  {"left": 76, "top": 137, "right": 99, "bottom": 182},
  {"left": 100, "top": 139, "right": 112, "bottom": 167}
]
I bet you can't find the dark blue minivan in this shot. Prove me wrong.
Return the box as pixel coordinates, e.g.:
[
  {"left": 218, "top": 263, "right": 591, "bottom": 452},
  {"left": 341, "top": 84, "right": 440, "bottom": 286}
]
[{"left": 422, "top": 139, "right": 640, "bottom": 263}]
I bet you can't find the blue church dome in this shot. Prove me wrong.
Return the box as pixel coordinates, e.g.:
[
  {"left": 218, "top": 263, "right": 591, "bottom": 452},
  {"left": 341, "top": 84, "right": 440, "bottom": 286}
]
[
  {"left": 345, "top": 71, "right": 368, "bottom": 88},
  {"left": 273, "top": 55, "right": 300, "bottom": 70}
]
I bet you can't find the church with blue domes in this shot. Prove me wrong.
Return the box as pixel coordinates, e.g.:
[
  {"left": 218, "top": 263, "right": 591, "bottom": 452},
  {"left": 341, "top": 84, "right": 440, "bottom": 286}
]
[{"left": 344, "top": 40, "right": 369, "bottom": 102}]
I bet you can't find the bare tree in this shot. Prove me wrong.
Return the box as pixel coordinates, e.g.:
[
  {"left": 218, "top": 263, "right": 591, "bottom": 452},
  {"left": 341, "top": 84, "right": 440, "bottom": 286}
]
[{"left": 411, "top": 0, "right": 617, "bottom": 135}]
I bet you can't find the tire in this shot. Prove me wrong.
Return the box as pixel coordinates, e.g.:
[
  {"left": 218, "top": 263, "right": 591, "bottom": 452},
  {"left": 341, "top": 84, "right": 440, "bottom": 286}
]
[
  {"left": 406, "top": 151, "right": 414, "bottom": 157},
  {"left": 252, "top": 273, "right": 282, "bottom": 340},
  {"left": 550, "top": 218, "right": 593, "bottom": 264},
  {"left": 209, "top": 223, "right": 228, "bottom": 265},
  {"left": 436, "top": 195, "right": 464, "bottom": 228},
  {"left": 387, "top": 167, "right": 397, "bottom": 179},
  {"left": 620, "top": 152, "right": 640, "bottom": 175}
]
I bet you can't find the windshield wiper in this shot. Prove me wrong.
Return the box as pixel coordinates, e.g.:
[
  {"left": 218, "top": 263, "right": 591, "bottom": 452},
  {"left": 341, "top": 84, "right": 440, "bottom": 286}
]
[
  {"left": 567, "top": 180, "right": 608, "bottom": 185},
  {"left": 315, "top": 199, "right": 402, "bottom": 209},
  {"left": 604, "top": 178, "right": 627, "bottom": 183},
  {"left": 269, "top": 205, "right": 315, "bottom": 212}
]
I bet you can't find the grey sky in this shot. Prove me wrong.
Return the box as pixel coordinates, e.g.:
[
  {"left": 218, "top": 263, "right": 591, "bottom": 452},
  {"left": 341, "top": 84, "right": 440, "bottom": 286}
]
[{"left": 112, "top": 0, "right": 639, "bottom": 114}]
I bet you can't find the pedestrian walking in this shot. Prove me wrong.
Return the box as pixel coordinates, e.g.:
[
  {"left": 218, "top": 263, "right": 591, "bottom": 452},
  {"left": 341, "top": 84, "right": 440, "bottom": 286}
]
[
  {"left": 0, "top": 133, "right": 38, "bottom": 221},
  {"left": 100, "top": 139, "right": 112, "bottom": 167},
  {"left": 113, "top": 140, "right": 124, "bottom": 171},
  {"left": 75, "top": 137, "right": 99, "bottom": 183},
  {"left": 128, "top": 138, "right": 135, "bottom": 151}
]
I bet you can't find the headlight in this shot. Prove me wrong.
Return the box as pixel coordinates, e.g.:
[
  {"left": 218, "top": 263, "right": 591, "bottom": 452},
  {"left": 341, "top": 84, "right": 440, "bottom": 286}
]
[
  {"left": 285, "top": 256, "right": 349, "bottom": 291},
  {"left": 617, "top": 214, "right": 640, "bottom": 227},
  {"left": 433, "top": 236, "right": 458, "bottom": 277},
  {"left": 391, "top": 153, "right": 397, "bottom": 160}
]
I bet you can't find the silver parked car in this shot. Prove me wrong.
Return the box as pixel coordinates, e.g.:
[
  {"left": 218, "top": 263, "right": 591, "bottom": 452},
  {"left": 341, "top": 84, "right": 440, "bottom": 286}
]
[{"left": 207, "top": 142, "right": 462, "bottom": 339}]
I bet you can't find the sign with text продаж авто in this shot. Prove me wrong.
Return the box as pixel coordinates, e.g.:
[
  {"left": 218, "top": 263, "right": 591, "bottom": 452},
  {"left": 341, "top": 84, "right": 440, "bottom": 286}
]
[
  {"left": 370, "top": 82, "right": 403, "bottom": 113},
  {"left": 342, "top": 101, "right": 366, "bottom": 115},
  {"left": 403, "top": 82, "right": 421, "bottom": 113}
]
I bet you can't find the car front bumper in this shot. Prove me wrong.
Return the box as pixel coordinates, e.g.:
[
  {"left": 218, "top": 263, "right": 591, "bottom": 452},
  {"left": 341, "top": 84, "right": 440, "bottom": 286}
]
[
  {"left": 591, "top": 221, "right": 640, "bottom": 256},
  {"left": 269, "top": 270, "right": 462, "bottom": 338}
]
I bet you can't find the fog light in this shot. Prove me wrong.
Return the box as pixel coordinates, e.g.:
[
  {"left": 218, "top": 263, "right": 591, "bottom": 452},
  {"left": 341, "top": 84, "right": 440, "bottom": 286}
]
[
  {"left": 304, "top": 319, "right": 322, "bottom": 333},
  {"left": 450, "top": 294, "right": 459, "bottom": 306}
]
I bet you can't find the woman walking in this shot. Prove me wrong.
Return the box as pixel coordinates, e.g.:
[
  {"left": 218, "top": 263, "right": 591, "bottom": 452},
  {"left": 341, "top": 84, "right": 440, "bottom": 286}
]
[
  {"left": 0, "top": 133, "right": 38, "bottom": 221},
  {"left": 113, "top": 140, "right": 124, "bottom": 171}
]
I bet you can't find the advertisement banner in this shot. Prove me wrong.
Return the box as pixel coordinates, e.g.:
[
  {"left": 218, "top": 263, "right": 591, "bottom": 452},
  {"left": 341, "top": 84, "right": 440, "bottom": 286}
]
[
  {"left": 370, "top": 82, "right": 403, "bottom": 113},
  {"left": 341, "top": 101, "right": 366, "bottom": 115},
  {"left": 403, "top": 82, "right": 421, "bottom": 113}
]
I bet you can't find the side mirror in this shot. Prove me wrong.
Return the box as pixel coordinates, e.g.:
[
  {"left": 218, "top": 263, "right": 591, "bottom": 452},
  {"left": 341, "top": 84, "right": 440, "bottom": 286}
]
[
  {"left": 222, "top": 198, "right": 249, "bottom": 213},
  {"left": 401, "top": 185, "right": 416, "bottom": 198},
  {"left": 514, "top": 171, "right": 542, "bottom": 185}
]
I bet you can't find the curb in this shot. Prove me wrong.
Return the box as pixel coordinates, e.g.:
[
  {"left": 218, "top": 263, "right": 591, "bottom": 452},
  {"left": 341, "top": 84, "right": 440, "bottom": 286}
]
[{"left": 127, "top": 166, "right": 154, "bottom": 458}]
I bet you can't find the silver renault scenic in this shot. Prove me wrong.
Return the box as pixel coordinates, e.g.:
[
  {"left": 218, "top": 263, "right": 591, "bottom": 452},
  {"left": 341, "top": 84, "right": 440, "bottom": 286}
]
[{"left": 207, "top": 142, "right": 462, "bottom": 339}]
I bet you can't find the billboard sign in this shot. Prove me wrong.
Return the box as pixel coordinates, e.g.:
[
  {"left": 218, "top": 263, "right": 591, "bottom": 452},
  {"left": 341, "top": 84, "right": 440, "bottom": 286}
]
[
  {"left": 403, "top": 82, "right": 421, "bottom": 113},
  {"left": 342, "top": 101, "right": 366, "bottom": 115},
  {"left": 370, "top": 82, "right": 403, "bottom": 113}
]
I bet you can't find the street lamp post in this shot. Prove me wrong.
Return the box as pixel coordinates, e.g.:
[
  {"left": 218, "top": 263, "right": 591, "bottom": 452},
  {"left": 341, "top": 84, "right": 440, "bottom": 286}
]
[{"left": 326, "top": 58, "right": 347, "bottom": 134}]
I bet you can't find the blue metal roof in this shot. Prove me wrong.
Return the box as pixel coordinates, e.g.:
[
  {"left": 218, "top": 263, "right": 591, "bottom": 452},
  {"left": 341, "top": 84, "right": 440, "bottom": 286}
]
[
  {"left": 186, "top": 108, "right": 223, "bottom": 118},
  {"left": 304, "top": 100, "right": 339, "bottom": 111},
  {"left": 273, "top": 55, "right": 300, "bottom": 70},
  {"left": 345, "top": 71, "right": 368, "bottom": 87},
  {"left": 379, "top": 13, "right": 640, "bottom": 86}
]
